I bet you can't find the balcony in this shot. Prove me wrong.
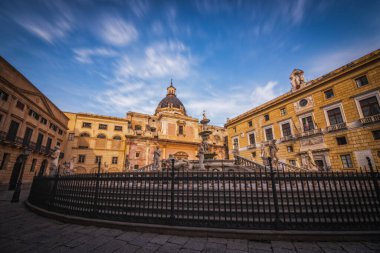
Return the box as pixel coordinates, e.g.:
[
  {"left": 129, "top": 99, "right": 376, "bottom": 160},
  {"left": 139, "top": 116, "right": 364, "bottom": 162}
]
[
  {"left": 247, "top": 144, "right": 256, "bottom": 149},
  {"left": 298, "top": 128, "right": 322, "bottom": 138},
  {"left": 279, "top": 135, "right": 296, "bottom": 142},
  {"left": 360, "top": 114, "right": 380, "bottom": 125},
  {"left": 0, "top": 131, "right": 52, "bottom": 155},
  {"left": 326, "top": 122, "right": 347, "bottom": 132}
]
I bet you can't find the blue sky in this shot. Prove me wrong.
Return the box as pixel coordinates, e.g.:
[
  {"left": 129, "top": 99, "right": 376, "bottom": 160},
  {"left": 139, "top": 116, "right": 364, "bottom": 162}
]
[{"left": 0, "top": 0, "right": 379, "bottom": 125}]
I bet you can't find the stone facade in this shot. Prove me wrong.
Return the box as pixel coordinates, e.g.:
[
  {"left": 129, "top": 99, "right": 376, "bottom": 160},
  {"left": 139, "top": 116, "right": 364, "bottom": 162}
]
[
  {"left": 225, "top": 49, "right": 380, "bottom": 171},
  {"left": 0, "top": 57, "right": 68, "bottom": 188},
  {"left": 64, "top": 83, "right": 227, "bottom": 173}
]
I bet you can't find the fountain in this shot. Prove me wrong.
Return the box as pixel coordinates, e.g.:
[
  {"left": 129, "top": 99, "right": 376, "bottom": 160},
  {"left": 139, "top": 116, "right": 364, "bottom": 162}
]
[{"left": 198, "top": 111, "right": 217, "bottom": 170}]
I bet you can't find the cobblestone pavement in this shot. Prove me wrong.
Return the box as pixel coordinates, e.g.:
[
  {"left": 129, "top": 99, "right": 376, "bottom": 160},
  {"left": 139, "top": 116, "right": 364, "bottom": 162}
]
[{"left": 0, "top": 191, "right": 379, "bottom": 253}]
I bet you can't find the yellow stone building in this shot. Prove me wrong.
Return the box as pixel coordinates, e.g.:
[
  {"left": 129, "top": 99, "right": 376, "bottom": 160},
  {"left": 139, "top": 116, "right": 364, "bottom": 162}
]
[
  {"left": 64, "top": 82, "right": 227, "bottom": 173},
  {"left": 0, "top": 57, "right": 68, "bottom": 189},
  {"left": 225, "top": 49, "right": 380, "bottom": 171}
]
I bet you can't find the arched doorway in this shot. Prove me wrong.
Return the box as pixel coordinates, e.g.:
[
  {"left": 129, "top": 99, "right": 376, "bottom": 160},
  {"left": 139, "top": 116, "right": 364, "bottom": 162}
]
[
  {"left": 38, "top": 159, "right": 48, "bottom": 177},
  {"left": 9, "top": 155, "right": 23, "bottom": 190},
  {"left": 173, "top": 151, "right": 189, "bottom": 160}
]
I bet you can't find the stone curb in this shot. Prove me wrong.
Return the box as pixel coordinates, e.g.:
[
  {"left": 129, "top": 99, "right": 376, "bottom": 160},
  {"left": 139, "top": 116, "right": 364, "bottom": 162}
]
[{"left": 24, "top": 201, "right": 380, "bottom": 242}]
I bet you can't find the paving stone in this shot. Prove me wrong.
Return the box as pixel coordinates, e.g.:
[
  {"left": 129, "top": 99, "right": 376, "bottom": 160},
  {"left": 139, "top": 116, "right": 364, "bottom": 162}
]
[
  {"left": 183, "top": 238, "right": 207, "bottom": 251},
  {"left": 208, "top": 237, "right": 228, "bottom": 244},
  {"left": 227, "top": 239, "right": 248, "bottom": 251},
  {"left": 179, "top": 249, "right": 201, "bottom": 253},
  {"left": 116, "top": 231, "right": 142, "bottom": 242},
  {"left": 203, "top": 248, "right": 227, "bottom": 253},
  {"left": 205, "top": 242, "right": 227, "bottom": 250},
  {"left": 340, "top": 242, "right": 375, "bottom": 253},
  {"left": 135, "top": 242, "right": 161, "bottom": 253},
  {"left": 248, "top": 241, "right": 272, "bottom": 253},
  {"left": 362, "top": 242, "right": 380, "bottom": 251},
  {"left": 293, "top": 242, "right": 323, "bottom": 253},
  {"left": 113, "top": 243, "right": 140, "bottom": 253},
  {"left": 316, "top": 242, "right": 345, "bottom": 253},
  {"left": 156, "top": 242, "right": 183, "bottom": 253},
  {"left": 271, "top": 241, "right": 296, "bottom": 253},
  {"left": 92, "top": 239, "right": 127, "bottom": 252},
  {"left": 150, "top": 234, "right": 172, "bottom": 245},
  {"left": 225, "top": 249, "right": 248, "bottom": 253},
  {"left": 168, "top": 235, "right": 189, "bottom": 245}
]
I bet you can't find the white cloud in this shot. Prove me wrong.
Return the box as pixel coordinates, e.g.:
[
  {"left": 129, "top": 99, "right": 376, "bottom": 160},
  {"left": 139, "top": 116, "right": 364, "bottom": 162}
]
[
  {"left": 73, "top": 48, "right": 118, "bottom": 64},
  {"left": 250, "top": 81, "right": 278, "bottom": 104},
  {"left": 99, "top": 16, "right": 138, "bottom": 46}
]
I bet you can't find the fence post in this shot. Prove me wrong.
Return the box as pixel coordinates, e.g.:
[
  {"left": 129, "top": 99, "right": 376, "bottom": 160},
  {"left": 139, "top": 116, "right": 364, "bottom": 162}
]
[
  {"left": 367, "top": 157, "right": 380, "bottom": 204},
  {"left": 268, "top": 157, "right": 281, "bottom": 228},
  {"left": 49, "top": 168, "right": 60, "bottom": 208},
  {"left": 170, "top": 158, "right": 175, "bottom": 223},
  {"left": 93, "top": 160, "right": 101, "bottom": 217}
]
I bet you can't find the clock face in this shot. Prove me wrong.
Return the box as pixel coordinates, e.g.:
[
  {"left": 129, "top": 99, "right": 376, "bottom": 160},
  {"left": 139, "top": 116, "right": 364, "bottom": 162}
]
[{"left": 299, "top": 99, "right": 308, "bottom": 107}]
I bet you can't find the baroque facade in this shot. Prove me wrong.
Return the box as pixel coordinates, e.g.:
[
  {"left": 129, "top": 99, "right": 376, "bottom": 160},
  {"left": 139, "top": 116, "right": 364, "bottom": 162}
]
[
  {"left": 0, "top": 57, "right": 68, "bottom": 188},
  {"left": 64, "top": 83, "right": 227, "bottom": 173},
  {"left": 225, "top": 49, "right": 380, "bottom": 171}
]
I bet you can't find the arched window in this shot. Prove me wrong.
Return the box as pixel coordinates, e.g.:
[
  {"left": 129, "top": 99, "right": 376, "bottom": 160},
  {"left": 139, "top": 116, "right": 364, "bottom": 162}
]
[
  {"left": 97, "top": 134, "right": 106, "bottom": 139},
  {"left": 80, "top": 132, "right": 90, "bottom": 137},
  {"left": 113, "top": 135, "right": 122, "bottom": 140}
]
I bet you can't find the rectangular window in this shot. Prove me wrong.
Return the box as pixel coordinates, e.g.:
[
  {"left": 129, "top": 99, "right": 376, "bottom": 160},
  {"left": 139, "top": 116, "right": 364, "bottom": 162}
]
[
  {"left": 136, "top": 152, "right": 140, "bottom": 158},
  {"left": 49, "top": 123, "right": 57, "bottom": 132},
  {"left": 324, "top": 89, "right": 334, "bottom": 99},
  {"left": 265, "top": 128, "right": 274, "bottom": 141},
  {"left": 248, "top": 121, "right": 253, "bottom": 127},
  {"left": 23, "top": 127, "right": 33, "bottom": 146},
  {"left": 373, "top": 130, "right": 380, "bottom": 140},
  {"left": 82, "top": 122, "right": 92, "bottom": 128},
  {"left": 135, "top": 125, "right": 142, "bottom": 130},
  {"left": 327, "top": 107, "right": 344, "bottom": 125},
  {"left": 280, "top": 108, "right": 287, "bottom": 116},
  {"left": 28, "top": 109, "right": 40, "bottom": 120},
  {"left": 289, "top": 160, "right": 296, "bottom": 166},
  {"left": 134, "top": 164, "right": 139, "bottom": 170},
  {"left": 251, "top": 152, "right": 256, "bottom": 158},
  {"left": 99, "top": 124, "right": 107, "bottom": 130},
  {"left": 46, "top": 137, "right": 52, "bottom": 152},
  {"left": 16, "top": 100, "right": 25, "bottom": 110},
  {"left": 301, "top": 116, "right": 314, "bottom": 131},
  {"left": 30, "top": 159, "right": 37, "bottom": 172},
  {"left": 40, "top": 117, "right": 47, "bottom": 125},
  {"left": 36, "top": 133, "right": 44, "bottom": 151},
  {"left": 0, "top": 89, "right": 9, "bottom": 101},
  {"left": 248, "top": 133, "right": 255, "bottom": 145},
  {"left": 6, "top": 120, "right": 19, "bottom": 142},
  {"left": 340, "top": 154, "right": 353, "bottom": 168},
  {"left": 232, "top": 137, "right": 239, "bottom": 149},
  {"left": 114, "top": 126, "right": 123, "bottom": 131},
  {"left": 281, "top": 122, "right": 292, "bottom": 137},
  {"left": 336, "top": 136, "right": 347, "bottom": 145},
  {"left": 178, "top": 125, "right": 184, "bottom": 135},
  {"left": 264, "top": 114, "right": 269, "bottom": 121},
  {"left": 95, "top": 156, "right": 102, "bottom": 164},
  {"left": 355, "top": 75, "right": 369, "bottom": 87},
  {"left": 58, "top": 129, "right": 63, "bottom": 135},
  {"left": 78, "top": 155, "right": 86, "bottom": 163},
  {"left": 68, "top": 133, "right": 74, "bottom": 141},
  {"left": 287, "top": 145, "right": 293, "bottom": 153},
  {"left": 359, "top": 96, "right": 380, "bottom": 117},
  {"left": 112, "top": 157, "right": 118, "bottom": 164},
  {"left": 0, "top": 153, "right": 10, "bottom": 170}
]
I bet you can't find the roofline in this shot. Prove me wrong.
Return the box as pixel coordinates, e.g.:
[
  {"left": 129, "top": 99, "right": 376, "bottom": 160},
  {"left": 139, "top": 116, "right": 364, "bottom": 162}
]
[
  {"left": 65, "top": 112, "right": 128, "bottom": 122},
  {"left": 225, "top": 48, "right": 380, "bottom": 127},
  {"left": 0, "top": 56, "right": 69, "bottom": 122}
]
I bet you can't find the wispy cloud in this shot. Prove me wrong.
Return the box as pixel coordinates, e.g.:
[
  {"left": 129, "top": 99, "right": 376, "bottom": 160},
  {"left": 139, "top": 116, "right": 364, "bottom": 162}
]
[
  {"left": 99, "top": 16, "right": 138, "bottom": 46},
  {"left": 73, "top": 48, "right": 118, "bottom": 64}
]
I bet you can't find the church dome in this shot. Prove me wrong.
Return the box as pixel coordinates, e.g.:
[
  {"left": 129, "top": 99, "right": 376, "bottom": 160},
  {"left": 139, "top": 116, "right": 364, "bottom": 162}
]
[{"left": 155, "top": 81, "right": 187, "bottom": 116}]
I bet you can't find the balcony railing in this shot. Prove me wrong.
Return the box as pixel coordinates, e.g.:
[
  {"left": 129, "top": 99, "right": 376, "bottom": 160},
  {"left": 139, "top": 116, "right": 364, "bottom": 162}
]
[
  {"left": 326, "top": 122, "right": 347, "bottom": 132},
  {"left": 360, "top": 114, "right": 380, "bottom": 125},
  {"left": 0, "top": 131, "right": 52, "bottom": 155},
  {"left": 279, "top": 135, "right": 295, "bottom": 142},
  {"left": 297, "top": 128, "right": 322, "bottom": 138},
  {"left": 247, "top": 144, "right": 256, "bottom": 149}
]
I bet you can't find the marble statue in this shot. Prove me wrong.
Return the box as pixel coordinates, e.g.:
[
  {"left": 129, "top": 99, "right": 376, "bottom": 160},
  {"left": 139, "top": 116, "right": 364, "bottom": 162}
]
[
  {"left": 306, "top": 149, "right": 318, "bottom": 171},
  {"left": 198, "top": 144, "right": 205, "bottom": 170},
  {"left": 124, "top": 157, "right": 130, "bottom": 172},
  {"left": 153, "top": 146, "right": 161, "bottom": 170},
  {"left": 49, "top": 146, "right": 60, "bottom": 176},
  {"left": 260, "top": 144, "right": 267, "bottom": 158},
  {"left": 290, "top": 69, "right": 305, "bottom": 91},
  {"left": 268, "top": 140, "right": 279, "bottom": 166}
]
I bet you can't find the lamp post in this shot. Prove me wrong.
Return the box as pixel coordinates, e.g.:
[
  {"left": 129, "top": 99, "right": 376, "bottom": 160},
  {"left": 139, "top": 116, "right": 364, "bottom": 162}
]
[{"left": 11, "top": 148, "right": 31, "bottom": 203}]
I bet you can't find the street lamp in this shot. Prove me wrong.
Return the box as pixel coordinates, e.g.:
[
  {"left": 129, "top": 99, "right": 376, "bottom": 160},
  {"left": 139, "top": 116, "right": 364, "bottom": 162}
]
[{"left": 11, "top": 148, "right": 31, "bottom": 203}]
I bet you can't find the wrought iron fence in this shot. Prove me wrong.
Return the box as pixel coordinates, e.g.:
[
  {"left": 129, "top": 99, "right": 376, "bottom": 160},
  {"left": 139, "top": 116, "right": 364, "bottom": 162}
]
[{"left": 28, "top": 158, "right": 380, "bottom": 230}]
